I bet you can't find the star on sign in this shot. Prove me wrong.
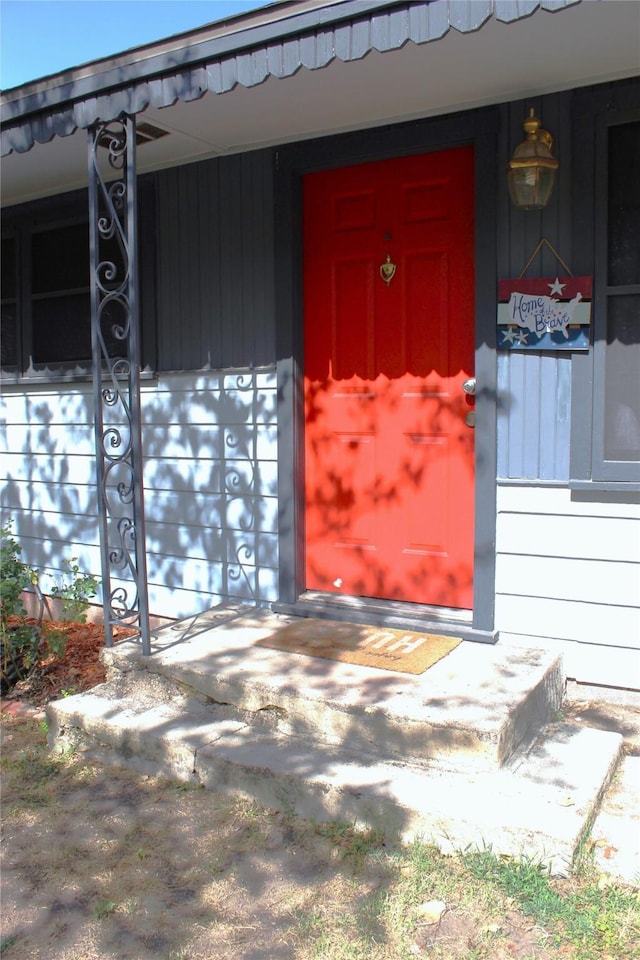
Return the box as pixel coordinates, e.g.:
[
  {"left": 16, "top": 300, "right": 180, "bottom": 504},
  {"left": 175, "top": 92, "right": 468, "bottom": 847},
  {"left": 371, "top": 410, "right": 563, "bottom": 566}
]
[
  {"left": 516, "top": 329, "right": 529, "bottom": 345},
  {"left": 548, "top": 277, "right": 566, "bottom": 297},
  {"left": 501, "top": 326, "right": 520, "bottom": 345}
]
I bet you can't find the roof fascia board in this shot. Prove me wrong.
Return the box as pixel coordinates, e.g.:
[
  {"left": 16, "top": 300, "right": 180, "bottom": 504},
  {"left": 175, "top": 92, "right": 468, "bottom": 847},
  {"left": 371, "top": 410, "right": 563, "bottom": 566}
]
[
  {"left": 1, "top": 0, "right": 390, "bottom": 120},
  {"left": 1, "top": 0, "right": 584, "bottom": 157},
  {"left": 2, "top": 1, "right": 581, "bottom": 122}
]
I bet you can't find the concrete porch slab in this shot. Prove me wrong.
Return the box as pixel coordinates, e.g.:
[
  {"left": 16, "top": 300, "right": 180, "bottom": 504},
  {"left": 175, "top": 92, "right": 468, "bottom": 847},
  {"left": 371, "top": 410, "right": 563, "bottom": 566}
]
[{"left": 106, "top": 605, "right": 564, "bottom": 771}]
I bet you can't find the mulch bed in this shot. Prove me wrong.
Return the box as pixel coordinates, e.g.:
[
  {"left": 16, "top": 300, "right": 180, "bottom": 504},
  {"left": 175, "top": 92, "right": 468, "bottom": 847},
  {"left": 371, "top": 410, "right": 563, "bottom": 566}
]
[{"left": 1, "top": 620, "right": 135, "bottom": 709}]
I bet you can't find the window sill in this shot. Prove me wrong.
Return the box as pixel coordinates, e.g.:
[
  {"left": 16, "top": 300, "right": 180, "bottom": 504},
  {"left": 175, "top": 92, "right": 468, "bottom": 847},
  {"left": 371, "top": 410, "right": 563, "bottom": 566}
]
[
  {"left": 569, "top": 479, "right": 640, "bottom": 496},
  {"left": 1, "top": 368, "right": 157, "bottom": 387}
]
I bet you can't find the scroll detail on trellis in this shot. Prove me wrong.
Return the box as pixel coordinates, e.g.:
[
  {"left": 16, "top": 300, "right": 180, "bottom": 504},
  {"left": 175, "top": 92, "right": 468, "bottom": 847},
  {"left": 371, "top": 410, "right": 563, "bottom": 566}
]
[{"left": 88, "top": 115, "right": 151, "bottom": 655}]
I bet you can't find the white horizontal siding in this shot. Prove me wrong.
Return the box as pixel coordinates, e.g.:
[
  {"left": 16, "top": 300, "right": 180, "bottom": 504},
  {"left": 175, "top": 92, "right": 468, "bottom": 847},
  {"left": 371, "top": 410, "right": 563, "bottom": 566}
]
[
  {"left": 496, "top": 594, "right": 640, "bottom": 649},
  {"left": 0, "top": 383, "right": 100, "bottom": 595},
  {"left": 498, "top": 483, "right": 640, "bottom": 520},
  {"left": 1, "top": 368, "right": 279, "bottom": 620},
  {"left": 143, "top": 460, "right": 278, "bottom": 498},
  {"left": 496, "top": 484, "right": 640, "bottom": 688},
  {"left": 2, "top": 423, "right": 94, "bottom": 455},
  {"left": 0, "top": 387, "right": 94, "bottom": 426},
  {"left": 2, "top": 452, "right": 97, "bottom": 486},
  {"left": 498, "top": 512, "right": 640, "bottom": 563},
  {"left": 147, "top": 566, "right": 278, "bottom": 620},
  {"left": 2, "top": 479, "right": 97, "bottom": 518},
  {"left": 495, "top": 555, "right": 639, "bottom": 607}
]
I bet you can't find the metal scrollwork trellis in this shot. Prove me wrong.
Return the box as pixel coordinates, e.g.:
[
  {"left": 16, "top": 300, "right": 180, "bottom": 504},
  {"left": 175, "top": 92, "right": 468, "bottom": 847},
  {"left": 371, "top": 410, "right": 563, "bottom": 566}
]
[{"left": 88, "top": 115, "right": 151, "bottom": 655}]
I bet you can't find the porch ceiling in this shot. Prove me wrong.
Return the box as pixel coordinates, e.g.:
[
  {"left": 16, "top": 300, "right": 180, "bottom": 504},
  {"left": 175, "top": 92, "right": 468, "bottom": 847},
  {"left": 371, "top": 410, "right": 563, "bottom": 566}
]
[{"left": 1, "top": 0, "right": 638, "bottom": 207}]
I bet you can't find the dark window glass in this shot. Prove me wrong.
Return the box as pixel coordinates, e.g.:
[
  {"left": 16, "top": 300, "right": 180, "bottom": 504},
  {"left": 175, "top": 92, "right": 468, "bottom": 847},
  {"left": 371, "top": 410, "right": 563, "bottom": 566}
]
[
  {"left": 1, "top": 237, "right": 17, "bottom": 367},
  {"left": 32, "top": 223, "right": 89, "bottom": 294},
  {"left": 31, "top": 295, "right": 129, "bottom": 365},
  {"left": 1, "top": 304, "right": 18, "bottom": 367},
  {"left": 1, "top": 238, "right": 16, "bottom": 299},
  {"left": 608, "top": 122, "right": 640, "bottom": 287},
  {"left": 32, "top": 293, "right": 92, "bottom": 364},
  {"left": 604, "top": 294, "right": 640, "bottom": 461},
  {"left": 31, "top": 224, "right": 126, "bottom": 367},
  {"left": 2, "top": 191, "right": 152, "bottom": 379}
]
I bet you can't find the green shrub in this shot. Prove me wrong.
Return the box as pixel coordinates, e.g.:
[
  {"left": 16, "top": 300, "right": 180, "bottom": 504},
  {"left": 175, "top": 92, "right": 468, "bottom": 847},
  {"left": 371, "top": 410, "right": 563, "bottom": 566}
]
[
  {"left": 49, "top": 558, "right": 100, "bottom": 623},
  {"left": 0, "top": 521, "right": 40, "bottom": 692},
  {"left": 1, "top": 524, "right": 101, "bottom": 694}
]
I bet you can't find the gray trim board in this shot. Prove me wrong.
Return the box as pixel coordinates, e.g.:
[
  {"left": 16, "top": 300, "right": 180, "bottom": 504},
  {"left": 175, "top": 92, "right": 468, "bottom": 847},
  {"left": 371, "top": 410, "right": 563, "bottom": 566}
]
[
  {"left": 471, "top": 122, "right": 499, "bottom": 634},
  {"left": 570, "top": 82, "right": 640, "bottom": 487},
  {"left": 274, "top": 108, "right": 500, "bottom": 640}
]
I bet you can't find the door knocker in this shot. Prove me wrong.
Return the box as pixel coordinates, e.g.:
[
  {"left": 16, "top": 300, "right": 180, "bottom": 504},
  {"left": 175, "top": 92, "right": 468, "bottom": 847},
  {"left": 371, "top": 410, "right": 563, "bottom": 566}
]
[{"left": 380, "top": 254, "right": 397, "bottom": 287}]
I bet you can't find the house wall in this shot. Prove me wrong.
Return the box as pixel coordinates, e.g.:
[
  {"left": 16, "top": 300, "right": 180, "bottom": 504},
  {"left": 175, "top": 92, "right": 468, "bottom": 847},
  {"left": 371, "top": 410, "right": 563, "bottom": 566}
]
[
  {"left": 2, "top": 79, "right": 639, "bottom": 687},
  {"left": 495, "top": 93, "right": 574, "bottom": 483},
  {"left": 495, "top": 485, "right": 640, "bottom": 687},
  {"left": 1, "top": 383, "right": 99, "bottom": 591},
  {"left": 1, "top": 148, "right": 279, "bottom": 621},
  {"left": 154, "top": 150, "right": 276, "bottom": 371},
  {"left": 0, "top": 368, "right": 279, "bottom": 619},
  {"left": 492, "top": 83, "right": 640, "bottom": 688}
]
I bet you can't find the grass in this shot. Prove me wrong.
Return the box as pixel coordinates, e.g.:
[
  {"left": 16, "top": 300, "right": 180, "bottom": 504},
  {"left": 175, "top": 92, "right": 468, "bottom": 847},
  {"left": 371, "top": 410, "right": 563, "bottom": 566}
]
[
  {"left": 0, "top": 936, "right": 18, "bottom": 957},
  {"left": 464, "top": 847, "right": 640, "bottom": 960},
  {"left": 92, "top": 899, "right": 117, "bottom": 920},
  {"left": 1, "top": 715, "right": 639, "bottom": 960}
]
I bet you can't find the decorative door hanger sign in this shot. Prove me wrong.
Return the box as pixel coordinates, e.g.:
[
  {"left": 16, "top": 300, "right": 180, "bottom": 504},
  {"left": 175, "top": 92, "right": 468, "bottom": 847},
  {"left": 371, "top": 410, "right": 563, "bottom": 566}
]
[{"left": 497, "top": 275, "right": 592, "bottom": 350}]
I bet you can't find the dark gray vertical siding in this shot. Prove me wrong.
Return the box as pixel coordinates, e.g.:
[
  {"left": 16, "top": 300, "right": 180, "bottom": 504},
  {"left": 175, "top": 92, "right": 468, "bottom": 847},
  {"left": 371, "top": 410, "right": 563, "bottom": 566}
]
[
  {"left": 155, "top": 149, "right": 275, "bottom": 371},
  {"left": 496, "top": 92, "right": 574, "bottom": 482},
  {"left": 156, "top": 168, "right": 179, "bottom": 366}
]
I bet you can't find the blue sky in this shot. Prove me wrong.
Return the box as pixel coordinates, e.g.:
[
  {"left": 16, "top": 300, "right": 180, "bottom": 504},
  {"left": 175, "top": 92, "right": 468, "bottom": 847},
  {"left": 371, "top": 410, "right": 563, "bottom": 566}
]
[{"left": 0, "top": 0, "right": 274, "bottom": 89}]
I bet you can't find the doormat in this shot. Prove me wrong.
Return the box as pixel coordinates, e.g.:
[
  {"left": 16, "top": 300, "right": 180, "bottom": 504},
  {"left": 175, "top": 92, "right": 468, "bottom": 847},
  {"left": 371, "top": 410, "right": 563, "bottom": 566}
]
[{"left": 256, "top": 618, "right": 462, "bottom": 675}]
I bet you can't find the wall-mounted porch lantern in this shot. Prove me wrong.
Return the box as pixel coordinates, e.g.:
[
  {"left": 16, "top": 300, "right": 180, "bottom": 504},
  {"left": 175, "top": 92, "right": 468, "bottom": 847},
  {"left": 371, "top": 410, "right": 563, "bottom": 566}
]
[{"left": 507, "top": 108, "right": 559, "bottom": 210}]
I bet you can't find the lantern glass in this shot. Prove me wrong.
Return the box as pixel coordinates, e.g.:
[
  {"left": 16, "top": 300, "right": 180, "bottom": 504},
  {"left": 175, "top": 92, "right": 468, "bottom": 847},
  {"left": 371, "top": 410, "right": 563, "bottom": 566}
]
[
  {"left": 506, "top": 110, "right": 558, "bottom": 210},
  {"left": 507, "top": 164, "right": 556, "bottom": 210}
]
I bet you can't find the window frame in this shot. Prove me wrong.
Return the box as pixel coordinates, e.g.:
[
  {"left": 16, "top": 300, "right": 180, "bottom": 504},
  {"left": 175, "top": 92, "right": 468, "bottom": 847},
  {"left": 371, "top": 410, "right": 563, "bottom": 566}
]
[
  {"left": 570, "top": 94, "right": 640, "bottom": 490},
  {"left": 29, "top": 215, "right": 93, "bottom": 371},
  {"left": 1, "top": 193, "right": 93, "bottom": 379},
  {"left": 0, "top": 229, "right": 20, "bottom": 370},
  {"left": 1, "top": 182, "right": 157, "bottom": 383}
]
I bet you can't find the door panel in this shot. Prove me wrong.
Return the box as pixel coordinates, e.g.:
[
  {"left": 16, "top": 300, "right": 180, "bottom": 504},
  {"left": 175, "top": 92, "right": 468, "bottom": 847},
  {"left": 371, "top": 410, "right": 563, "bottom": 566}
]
[{"left": 304, "top": 148, "right": 475, "bottom": 608}]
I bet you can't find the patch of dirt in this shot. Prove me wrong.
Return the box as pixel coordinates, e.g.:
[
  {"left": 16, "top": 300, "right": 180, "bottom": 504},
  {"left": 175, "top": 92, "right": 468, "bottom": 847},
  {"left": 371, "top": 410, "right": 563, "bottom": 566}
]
[{"left": 0, "top": 717, "right": 561, "bottom": 960}]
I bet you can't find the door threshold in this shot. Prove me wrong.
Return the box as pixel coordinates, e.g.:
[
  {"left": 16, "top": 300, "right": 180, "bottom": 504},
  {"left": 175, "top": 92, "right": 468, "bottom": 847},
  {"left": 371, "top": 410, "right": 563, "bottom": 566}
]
[{"left": 272, "top": 592, "right": 498, "bottom": 644}]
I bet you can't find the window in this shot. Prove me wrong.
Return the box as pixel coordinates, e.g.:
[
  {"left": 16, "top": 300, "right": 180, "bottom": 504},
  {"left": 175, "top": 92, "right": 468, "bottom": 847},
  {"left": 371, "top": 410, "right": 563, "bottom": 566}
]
[
  {"left": 1, "top": 236, "right": 18, "bottom": 368},
  {"left": 31, "top": 222, "right": 93, "bottom": 366},
  {"left": 2, "top": 182, "right": 155, "bottom": 381},
  {"left": 598, "top": 122, "right": 640, "bottom": 468},
  {"left": 571, "top": 98, "right": 640, "bottom": 488},
  {"left": 1, "top": 217, "right": 98, "bottom": 375},
  {"left": 2, "top": 216, "right": 131, "bottom": 377}
]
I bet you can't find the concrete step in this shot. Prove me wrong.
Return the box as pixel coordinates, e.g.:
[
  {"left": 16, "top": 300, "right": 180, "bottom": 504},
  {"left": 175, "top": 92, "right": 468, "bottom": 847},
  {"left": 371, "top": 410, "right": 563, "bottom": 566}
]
[
  {"left": 103, "top": 605, "right": 565, "bottom": 772},
  {"left": 46, "top": 684, "right": 622, "bottom": 877},
  {"left": 590, "top": 755, "right": 640, "bottom": 886}
]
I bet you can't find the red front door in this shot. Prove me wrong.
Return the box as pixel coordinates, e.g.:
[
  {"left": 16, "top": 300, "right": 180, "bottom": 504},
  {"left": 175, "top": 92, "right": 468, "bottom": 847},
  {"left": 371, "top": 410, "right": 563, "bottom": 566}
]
[{"left": 303, "top": 148, "right": 475, "bottom": 609}]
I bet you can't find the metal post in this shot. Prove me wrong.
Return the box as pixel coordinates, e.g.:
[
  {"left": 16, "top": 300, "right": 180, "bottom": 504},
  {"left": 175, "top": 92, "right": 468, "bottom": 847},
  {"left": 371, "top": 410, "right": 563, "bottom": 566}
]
[{"left": 88, "top": 114, "right": 151, "bottom": 656}]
